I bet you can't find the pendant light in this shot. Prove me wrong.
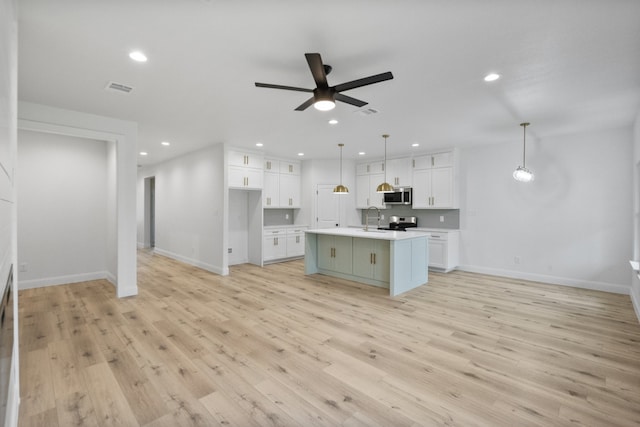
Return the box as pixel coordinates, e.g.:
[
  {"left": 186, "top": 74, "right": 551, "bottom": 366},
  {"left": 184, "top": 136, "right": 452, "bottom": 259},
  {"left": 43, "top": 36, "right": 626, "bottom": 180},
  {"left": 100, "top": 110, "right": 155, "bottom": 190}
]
[
  {"left": 333, "top": 143, "right": 349, "bottom": 194},
  {"left": 513, "top": 122, "right": 534, "bottom": 182},
  {"left": 376, "top": 134, "right": 394, "bottom": 193}
]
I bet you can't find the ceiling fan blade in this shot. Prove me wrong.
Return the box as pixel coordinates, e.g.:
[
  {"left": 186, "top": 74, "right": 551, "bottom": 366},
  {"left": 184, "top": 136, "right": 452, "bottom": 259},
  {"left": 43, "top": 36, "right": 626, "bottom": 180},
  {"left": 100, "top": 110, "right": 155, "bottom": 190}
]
[
  {"left": 255, "top": 82, "right": 313, "bottom": 93},
  {"left": 333, "top": 71, "right": 394, "bottom": 93},
  {"left": 295, "top": 97, "right": 316, "bottom": 111},
  {"left": 335, "top": 93, "right": 367, "bottom": 108},
  {"left": 305, "top": 53, "right": 328, "bottom": 89}
]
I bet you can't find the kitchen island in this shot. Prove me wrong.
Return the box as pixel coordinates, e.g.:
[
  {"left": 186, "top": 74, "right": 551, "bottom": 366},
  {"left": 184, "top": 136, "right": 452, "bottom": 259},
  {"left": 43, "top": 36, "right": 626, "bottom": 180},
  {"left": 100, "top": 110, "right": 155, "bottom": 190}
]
[{"left": 304, "top": 228, "right": 429, "bottom": 296}]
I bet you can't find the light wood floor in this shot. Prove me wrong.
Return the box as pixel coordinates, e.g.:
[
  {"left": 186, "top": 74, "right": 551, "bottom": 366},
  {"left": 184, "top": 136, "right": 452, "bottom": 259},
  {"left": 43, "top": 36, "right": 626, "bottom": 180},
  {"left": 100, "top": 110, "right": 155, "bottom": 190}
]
[{"left": 18, "top": 250, "right": 640, "bottom": 426}]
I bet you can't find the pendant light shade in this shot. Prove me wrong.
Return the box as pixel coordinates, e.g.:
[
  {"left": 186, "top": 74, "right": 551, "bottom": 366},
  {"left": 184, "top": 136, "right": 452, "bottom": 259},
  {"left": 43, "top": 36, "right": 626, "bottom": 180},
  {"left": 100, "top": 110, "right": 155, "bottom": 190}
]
[
  {"left": 333, "top": 143, "right": 349, "bottom": 194},
  {"left": 513, "top": 122, "right": 534, "bottom": 182},
  {"left": 376, "top": 134, "right": 394, "bottom": 193}
]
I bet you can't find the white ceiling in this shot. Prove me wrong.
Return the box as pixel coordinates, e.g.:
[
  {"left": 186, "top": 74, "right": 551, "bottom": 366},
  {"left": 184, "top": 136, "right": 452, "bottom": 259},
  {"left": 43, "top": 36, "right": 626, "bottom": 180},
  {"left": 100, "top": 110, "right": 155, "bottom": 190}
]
[{"left": 17, "top": 0, "right": 640, "bottom": 165}]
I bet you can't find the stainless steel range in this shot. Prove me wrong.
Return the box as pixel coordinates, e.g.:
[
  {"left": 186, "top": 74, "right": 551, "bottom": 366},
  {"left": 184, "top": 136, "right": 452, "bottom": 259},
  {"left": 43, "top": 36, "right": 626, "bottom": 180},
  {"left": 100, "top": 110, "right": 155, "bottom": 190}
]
[{"left": 378, "top": 215, "right": 417, "bottom": 231}]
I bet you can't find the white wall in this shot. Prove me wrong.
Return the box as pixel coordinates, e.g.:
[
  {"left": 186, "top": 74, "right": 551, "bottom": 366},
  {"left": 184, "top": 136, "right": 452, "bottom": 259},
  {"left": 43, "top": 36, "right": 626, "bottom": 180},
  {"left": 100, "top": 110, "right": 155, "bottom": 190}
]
[
  {"left": 0, "top": 0, "right": 18, "bottom": 424},
  {"left": 18, "top": 101, "right": 138, "bottom": 298},
  {"left": 631, "top": 111, "right": 640, "bottom": 319},
  {"left": 17, "top": 130, "right": 110, "bottom": 288},
  {"left": 138, "top": 143, "right": 225, "bottom": 274},
  {"left": 459, "top": 126, "right": 632, "bottom": 294}
]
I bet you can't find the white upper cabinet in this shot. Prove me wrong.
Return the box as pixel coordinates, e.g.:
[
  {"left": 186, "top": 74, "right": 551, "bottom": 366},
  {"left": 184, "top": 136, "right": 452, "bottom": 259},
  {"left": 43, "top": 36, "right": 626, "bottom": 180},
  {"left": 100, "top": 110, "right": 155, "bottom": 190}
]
[
  {"left": 411, "top": 149, "right": 458, "bottom": 209},
  {"left": 228, "top": 150, "right": 264, "bottom": 170},
  {"left": 263, "top": 157, "right": 301, "bottom": 208},
  {"left": 412, "top": 152, "right": 453, "bottom": 170},
  {"left": 385, "top": 157, "right": 412, "bottom": 187},
  {"left": 228, "top": 149, "right": 264, "bottom": 189},
  {"left": 356, "top": 173, "right": 386, "bottom": 209},
  {"left": 279, "top": 160, "right": 300, "bottom": 175},
  {"left": 356, "top": 161, "right": 385, "bottom": 175}
]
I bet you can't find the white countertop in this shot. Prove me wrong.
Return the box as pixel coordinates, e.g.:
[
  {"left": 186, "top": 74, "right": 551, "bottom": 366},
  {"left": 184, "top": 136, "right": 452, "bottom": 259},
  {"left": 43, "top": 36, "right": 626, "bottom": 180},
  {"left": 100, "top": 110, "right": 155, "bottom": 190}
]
[
  {"left": 305, "top": 227, "right": 429, "bottom": 241},
  {"left": 264, "top": 224, "right": 309, "bottom": 230}
]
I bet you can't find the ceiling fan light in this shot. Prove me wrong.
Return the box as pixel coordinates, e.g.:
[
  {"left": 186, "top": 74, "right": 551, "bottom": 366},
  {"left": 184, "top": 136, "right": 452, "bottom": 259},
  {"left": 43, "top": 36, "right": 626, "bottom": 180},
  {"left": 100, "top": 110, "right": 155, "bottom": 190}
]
[
  {"left": 513, "top": 166, "right": 534, "bottom": 182},
  {"left": 314, "top": 100, "right": 335, "bottom": 111}
]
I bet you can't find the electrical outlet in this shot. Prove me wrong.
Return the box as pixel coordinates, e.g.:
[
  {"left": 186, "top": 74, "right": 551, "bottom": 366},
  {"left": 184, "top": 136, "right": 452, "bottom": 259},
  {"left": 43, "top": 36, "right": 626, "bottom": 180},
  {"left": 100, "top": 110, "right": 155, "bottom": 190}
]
[
  {"left": 285, "top": 214, "right": 289, "bottom": 220},
  {"left": 19, "top": 263, "right": 27, "bottom": 272},
  {"left": 439, "top": 215, "right": 444, "bottom": 222},
  {"left": 514, "top": 256, "right": 521, "bottom": 265},
  {"left": 381, "top": 214, "right": 384, "bottom": 220},
  {"left": 228, "top": 248, "right": 232, "bottom": 254}
]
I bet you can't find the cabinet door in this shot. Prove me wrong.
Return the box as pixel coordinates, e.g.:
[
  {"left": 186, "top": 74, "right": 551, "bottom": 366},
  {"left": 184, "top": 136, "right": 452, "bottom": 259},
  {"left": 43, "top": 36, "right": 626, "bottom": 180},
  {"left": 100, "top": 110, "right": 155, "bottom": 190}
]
[
  {"left": 264, "top": 158, "right": 278, "bottom": 172},
  {"left": 411, "top": 169, "right": 432, "bottom": 208},
  {"left": 280, "top": 160, "right": 300, "bottom": 175},
  {"left": 333, "top": 236, "right": 353, "bottom": 274},
  {"left": 432, "top": 152, "right": 453, "bottom": 168},
  {"left": 230, "top": 167, "right": 263, "bottom": 189},
  {"left": 356, "top": 163, "right": 370, "bottom": 175},
  {"left": 286, "top": 234, "right": 304, "bottom": 257},
  {"left": 353, "top": 238, "right": 389, "bottom": 281},
  {"left": 263, "top": 172, "right": 279, "bottom": 207},
  {"left": 244, "top": 168, "right": 263, "bottom": 189},
  {"left": 263, "top": 236, "right": 286, "bottom": 261},
  {"left": 431, "top": 167, "right": 453, "bottom": 208},
  {"left": 317, "top": 235, "right": 334, "bottom": 270},
  {"left": 386, "top": 158, "right": 412, "bottom": 187},
  {"left": 279, "top": 174, "right": 300, "bottom": 207},
  {"left": 352, "top": 238, "right": 374, "bottom": 279},
  {"left": 368, "top": 173, "right": 386, "bottom": 209},
  {"left": 229, "top": 151, "right": 263, "bottom": 168},
  {"left": 428, "top": 239, "right": 447, "bottom": 269},
  {"left": 412, "top": 155, "right": 433, "bottom": 170},
  {"left": 356, "top": 174, "right": 370, "bottom": 208}
]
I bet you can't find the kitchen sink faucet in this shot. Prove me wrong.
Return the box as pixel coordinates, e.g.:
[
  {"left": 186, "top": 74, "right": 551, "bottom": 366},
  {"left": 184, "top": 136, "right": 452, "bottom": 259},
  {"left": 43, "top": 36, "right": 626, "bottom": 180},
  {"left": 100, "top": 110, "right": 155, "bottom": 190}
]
[{"left": 364, "top": 206, "right": 381, "bottom": 231}]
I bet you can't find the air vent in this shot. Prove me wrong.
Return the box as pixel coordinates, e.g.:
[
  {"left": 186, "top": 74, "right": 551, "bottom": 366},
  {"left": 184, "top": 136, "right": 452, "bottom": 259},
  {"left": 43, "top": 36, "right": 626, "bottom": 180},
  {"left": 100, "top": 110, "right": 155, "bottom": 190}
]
[
  {"left": 355, "top": 107, "right": 380, "bottom": 116},
  {"left": 105, "top": 81, "right": 134, "bottom": 94}
]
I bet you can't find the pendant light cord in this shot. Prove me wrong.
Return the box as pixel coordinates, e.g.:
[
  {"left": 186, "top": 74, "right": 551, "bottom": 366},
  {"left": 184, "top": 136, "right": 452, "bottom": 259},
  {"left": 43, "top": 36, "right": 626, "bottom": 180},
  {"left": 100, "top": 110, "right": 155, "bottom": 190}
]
[
  {"left": 520, "top": 122, "right": 529, "bottom": 168},
  {"left": 383, "top": 134, "right": 389, "bottom": 182}
]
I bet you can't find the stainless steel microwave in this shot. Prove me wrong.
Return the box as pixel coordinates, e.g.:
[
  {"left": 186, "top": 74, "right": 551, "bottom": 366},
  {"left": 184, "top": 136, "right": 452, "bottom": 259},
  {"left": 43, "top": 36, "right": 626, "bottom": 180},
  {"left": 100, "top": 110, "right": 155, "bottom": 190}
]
[{"left": 383, "top": 187, "right": 412, "bottom": 205}]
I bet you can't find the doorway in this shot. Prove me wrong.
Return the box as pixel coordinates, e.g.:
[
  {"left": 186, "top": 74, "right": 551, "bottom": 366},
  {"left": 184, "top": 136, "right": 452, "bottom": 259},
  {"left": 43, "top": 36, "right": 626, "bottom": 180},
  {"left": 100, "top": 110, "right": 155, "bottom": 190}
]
[
  {"left": 316, "top": 184, "right": 340, "bottom": 228},
  {"left": 144, "top": 176, "right": 155, "bottom": 248}
]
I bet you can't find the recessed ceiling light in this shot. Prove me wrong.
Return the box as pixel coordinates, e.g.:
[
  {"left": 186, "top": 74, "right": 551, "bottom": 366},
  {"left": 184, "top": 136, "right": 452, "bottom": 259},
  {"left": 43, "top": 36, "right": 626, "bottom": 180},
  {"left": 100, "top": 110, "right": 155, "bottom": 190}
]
[
  {"left": 129, "top": 51, "right": 147, "bottom": 62},
  {"left": 161, "top": 141, "right": 170, "bottom": 146},
  {"left": 358, "top": 152, "right": 366, "bottom": 156},
  {"left": 256, "top": 142, "right": 263, "bottom": 147},
  {"left": 412, "top": 143, "right": 420, "bottom": 147},
  {"left": 139, "top": 151, "right": 148, "bottom": 156},
  {"left": 328, "top": 119, "right": 338, "bottom": 125},
  {"left": 484, "top": 73, "right": 500, "bottom": 82},
  {"left": 297, "top": 152, "right": 304, "bottom": 156}
]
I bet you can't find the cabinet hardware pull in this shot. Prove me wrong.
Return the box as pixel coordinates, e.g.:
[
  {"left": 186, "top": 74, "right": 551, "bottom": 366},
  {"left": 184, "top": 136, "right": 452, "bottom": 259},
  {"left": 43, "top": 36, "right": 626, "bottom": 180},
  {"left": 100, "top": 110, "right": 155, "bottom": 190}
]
[
  {"left": 431, "top": 156, "right": 434, "bottom": 167},
  {"left": 412, "top": 159, "right": 415, "bottom": 168},
  {"left": 370, "top": 253, "right": 373, "bottom": 264},
  {"left": 367, "top": 165, "right": 370, "bottom": 173},
  {"left": 289, "top": 165, "right": 293, "bottom": 173},
  {"left": 373, "top": 253, "right": 376, "bottom": 264},
  {"left": 296, "top": 236, "right": 300, "bottom": 243}
]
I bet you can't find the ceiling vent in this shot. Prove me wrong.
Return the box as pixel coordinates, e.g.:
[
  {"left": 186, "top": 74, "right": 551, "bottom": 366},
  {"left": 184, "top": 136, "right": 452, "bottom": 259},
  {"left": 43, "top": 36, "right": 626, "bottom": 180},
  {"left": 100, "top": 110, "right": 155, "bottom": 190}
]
[
  {"left": 355, "top": 107, "right": 380, "bottom": 116},
  {"left": 105, "top": 81, "right": 134, "bottom": 94}
]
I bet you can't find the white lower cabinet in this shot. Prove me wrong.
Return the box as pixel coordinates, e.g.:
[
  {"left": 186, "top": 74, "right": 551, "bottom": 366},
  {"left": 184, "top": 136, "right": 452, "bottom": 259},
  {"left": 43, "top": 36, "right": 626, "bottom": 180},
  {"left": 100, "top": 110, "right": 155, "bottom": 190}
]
[
  {"left": 352, "top": 238, "right": 390, "bottom": 282},
  {"left": 263, "top": 226, "right": 308, "bottom": 262},
  {"left": 286, "top": 228, "right": 306, "bottom": 257},
  {"left": 263, "top": 230, "right": 287, "bottom": 261},
  {"left": 425, "top": 230, "right": 459, "bottom": 272}
]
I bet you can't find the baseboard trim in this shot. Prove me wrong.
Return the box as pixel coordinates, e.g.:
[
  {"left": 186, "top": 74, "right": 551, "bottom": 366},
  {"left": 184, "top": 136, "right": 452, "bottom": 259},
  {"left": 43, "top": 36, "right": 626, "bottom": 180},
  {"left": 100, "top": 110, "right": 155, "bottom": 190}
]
[
  {"left": 18, "top": 271, "right": 111, "bottom": 290},
  {"left": 153, "top": 248, "right": 226, "bottom": 276},
  {"left": 456, "top": 264, "right": 630, "bottom": 295}
]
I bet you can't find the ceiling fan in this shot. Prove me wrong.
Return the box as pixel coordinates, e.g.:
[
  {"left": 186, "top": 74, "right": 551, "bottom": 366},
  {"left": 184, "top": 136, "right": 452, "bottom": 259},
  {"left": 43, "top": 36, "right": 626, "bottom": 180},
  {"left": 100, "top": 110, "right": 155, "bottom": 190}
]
[{"left": 255, "top": 53, "right": 394, "bottom": 111}]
